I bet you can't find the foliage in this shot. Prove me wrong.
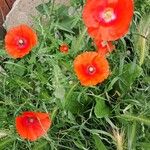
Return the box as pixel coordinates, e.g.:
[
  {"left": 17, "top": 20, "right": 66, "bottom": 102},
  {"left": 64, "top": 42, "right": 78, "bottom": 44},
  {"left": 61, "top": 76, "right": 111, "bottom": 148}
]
[
  {"left": 135, "top": 0, "right": 150, "bottom": 14},
  {"left": 0, "top": 0, "right": 149, "bottom": 149}
]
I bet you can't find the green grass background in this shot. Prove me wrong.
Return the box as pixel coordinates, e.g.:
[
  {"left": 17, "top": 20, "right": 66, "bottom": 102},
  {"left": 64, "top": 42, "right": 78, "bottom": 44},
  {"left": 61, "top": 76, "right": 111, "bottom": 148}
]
[{"left": 0, "top": 0, "right": 149, "bottom": 149}]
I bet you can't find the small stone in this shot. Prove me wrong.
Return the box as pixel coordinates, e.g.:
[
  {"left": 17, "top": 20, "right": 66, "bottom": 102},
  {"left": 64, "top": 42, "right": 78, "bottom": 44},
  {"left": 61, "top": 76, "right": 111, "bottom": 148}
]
[{"left": 4, "top": 0, "right": 69, "bottom": 30}]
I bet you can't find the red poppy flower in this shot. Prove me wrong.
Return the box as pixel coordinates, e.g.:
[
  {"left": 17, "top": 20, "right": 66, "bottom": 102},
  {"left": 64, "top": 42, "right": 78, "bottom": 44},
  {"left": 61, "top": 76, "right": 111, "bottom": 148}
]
[
  {"left": 59, "top": 43, "right": 69, "bottom": 53},
  {"left": 73, "top": 52, "right": 110, "bottom": 86},
  {"left": 5, "top": 24, "right": 38, "bottom": 58},
  {"left": 82, "top": 0, "right": 134, "bottom": 41},
  {"left": 16, "top": 111, "right": 52, "bottom": 141},
  {"left": 95, "top": 40, "right": 115, "bottom": 55}
]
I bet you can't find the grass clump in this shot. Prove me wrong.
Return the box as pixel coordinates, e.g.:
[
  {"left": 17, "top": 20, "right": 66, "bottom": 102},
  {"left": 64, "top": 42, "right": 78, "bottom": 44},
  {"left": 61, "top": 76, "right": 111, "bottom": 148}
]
[{"left": 0, "top": 0, "right": 150, "bottom": 149}]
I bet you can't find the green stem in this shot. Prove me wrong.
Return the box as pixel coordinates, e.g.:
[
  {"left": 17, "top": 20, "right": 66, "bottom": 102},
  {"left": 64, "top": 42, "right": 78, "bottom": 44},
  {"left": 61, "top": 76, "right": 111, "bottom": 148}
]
[
  {"left": 119, "top": 114, "right": 150, "bottom": 126},
  {"left": 75, "top": 28, "right": 87, "bottom": 50},
  {"left": 139, "top": 37, "right": 146, "bottom": 66}
]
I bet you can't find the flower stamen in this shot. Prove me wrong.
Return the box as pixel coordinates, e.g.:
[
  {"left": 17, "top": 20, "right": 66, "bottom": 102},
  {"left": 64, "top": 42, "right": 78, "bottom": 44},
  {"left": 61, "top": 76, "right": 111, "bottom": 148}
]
[
  {"left": 28, "top": 117, "right": 35, "bottom": 123},
  {"left": 18, "top": 39, "right": 25, "bottom": 46},
  {"left": 88, "top": 66, "right": 96, "bottom": 74},
  {"left": 102, "top": 8, "right": 116, "bottom": 23}
]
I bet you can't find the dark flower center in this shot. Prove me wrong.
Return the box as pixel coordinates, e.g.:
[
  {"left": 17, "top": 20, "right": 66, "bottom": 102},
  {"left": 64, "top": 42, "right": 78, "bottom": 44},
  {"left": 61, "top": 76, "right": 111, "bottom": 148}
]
[
  {"left": 87, "top": 66, "right": 96, "bottom": 75},
  {"left": 27, "top": 117, "right": 35, "bottom": 123},
  {"left": 18, "top": 39, "right": 25, "bottom": 45},
  {"left": 17, "top": 38, "right": 28, "bottom": 49}
]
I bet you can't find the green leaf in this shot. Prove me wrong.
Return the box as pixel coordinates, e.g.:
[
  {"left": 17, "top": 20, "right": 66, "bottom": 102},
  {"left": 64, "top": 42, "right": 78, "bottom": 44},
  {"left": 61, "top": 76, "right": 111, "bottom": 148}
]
[
  {"left": 93, "top": 134, "right": 108, "bottom": 150},
  {"left": 39, "top": 89, "right": 51, "bottom": 100},
  {"left": 73, "top": 140, "right": 87, "bottom": 150},
  {"left": 56, "top": 5, "right": 69, "bottom": 19},
  {"left": 0, "top": 138, "right": 14, "bottom": 149},
  {"left": 143, "top": 76, "right": 150, "bottom": 84},
  {"left": 94, "top": 98, "right": 110, "bottom": 118},
  {"left": 55, "top": 24, "right": 75, "bottom": 34},
  {"left": 64, "top": 92, "right": 83, "bottom": 114},
  {"left": 119, "top": 114, "right": 150, "bottom": 126},
  {"left": 53, "top": 64, "right": 65, "bottom": 99},
  {"left": 119, "top": 63, "right": 143, "bottom": 93},
  {"left": 106, "top": 77, "right": 119, "bottom": 92},
  {"left": 127, "top": 122, "right": 137, "bottom": 150},
  {"left": 133, "top": 14, "right": 150, "bottom": 65},
  {"left": 4, "top": 61, "right": 26, "bottom": 76},
  {"left": 13, "top": 77, "right": 33, "bottom": 90},
  {"left": 139, "top": 142, "right": 150, "bottom": 150},
  {"left": 33, "top": 141, "right": 48, "bottom": 150},
  {"left": 64, "top": 83, "right": 83, "bottom": 114},
  {"left": 54, "top": 86, "right": 65, "bottom": 100},
  {"left": 36, "top": 1, "right": 51, "bottom": 15}
]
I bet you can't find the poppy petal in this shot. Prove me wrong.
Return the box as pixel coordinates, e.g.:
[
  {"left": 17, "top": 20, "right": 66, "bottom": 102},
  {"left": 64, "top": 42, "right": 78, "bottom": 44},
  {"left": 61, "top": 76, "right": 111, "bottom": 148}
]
[
  {"left": 16, "top": 117, "right": 28, "bottom": 139},
  {"left": 82, "top": 0, "right": 134, "bottom": 41},
  {"left": 74, "top": 52, "right": 110, "bottom": 86},
  {"left": 59, "top": 43, "right": 69, "bottom": 53},
  {"left": 94, "top": 40, "right": 115, "bottom": 55},
  {"left": 15, "top": 111, "right": 52, "bottom": 141},
  {"left": 5, "top": 24, "right": 38, "bottom": 58}
]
